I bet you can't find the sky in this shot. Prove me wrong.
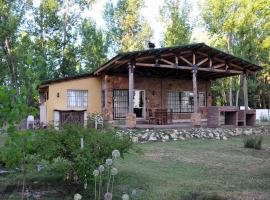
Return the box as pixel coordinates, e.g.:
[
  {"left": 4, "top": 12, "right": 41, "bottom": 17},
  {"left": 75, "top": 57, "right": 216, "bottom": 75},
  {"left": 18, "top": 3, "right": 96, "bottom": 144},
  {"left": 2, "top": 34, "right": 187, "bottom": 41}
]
[{"left": 33, "top": 0, "right": 209, "bottom": 47}]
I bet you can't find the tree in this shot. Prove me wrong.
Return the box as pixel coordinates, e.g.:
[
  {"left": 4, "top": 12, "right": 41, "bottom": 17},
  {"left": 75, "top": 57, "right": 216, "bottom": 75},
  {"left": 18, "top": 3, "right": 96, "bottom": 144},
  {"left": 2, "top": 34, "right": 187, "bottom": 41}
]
[
  {"left": 104, "top": 0, "right": 153, "bottom": 53},
  {"left": 202, "top": 0, "right": 270, "bottom": 108},
  {"left": 80, "top": 19, "right": 108, "bottom": 72},
  {"left": 161, "top": 0, "right": 192, "bottom": 46}
]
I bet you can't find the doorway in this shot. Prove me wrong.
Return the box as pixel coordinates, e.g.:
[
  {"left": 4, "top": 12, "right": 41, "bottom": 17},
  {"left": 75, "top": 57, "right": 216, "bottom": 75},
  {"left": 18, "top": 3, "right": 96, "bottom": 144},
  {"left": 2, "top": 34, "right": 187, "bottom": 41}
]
[{"left": 134, "top": 90, "right": 145, "bottom": 118}]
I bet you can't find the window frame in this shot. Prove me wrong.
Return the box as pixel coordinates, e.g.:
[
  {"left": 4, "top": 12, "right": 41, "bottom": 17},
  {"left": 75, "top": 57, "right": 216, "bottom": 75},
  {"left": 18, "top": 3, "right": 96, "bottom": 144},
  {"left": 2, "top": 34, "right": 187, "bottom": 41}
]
[
  {"left": 67, "top": 89, "right": 88, "bottom": 109},
  {"left": 167, "top": 91, "right": 194, "bottom": 113}
]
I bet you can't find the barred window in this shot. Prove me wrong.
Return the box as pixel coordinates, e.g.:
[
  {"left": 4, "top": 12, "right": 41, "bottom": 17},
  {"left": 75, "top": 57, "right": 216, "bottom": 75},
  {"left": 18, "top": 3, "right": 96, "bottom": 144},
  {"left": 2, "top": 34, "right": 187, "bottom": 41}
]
[
  {"left": 67, "top": 90, "right": 88, "bottom": 108},
  {"left": 167, "top": 91, "right": 194, "bottom": 113},
  {"left": 199, "top": 92, "right": 206, "bottom": 107}
]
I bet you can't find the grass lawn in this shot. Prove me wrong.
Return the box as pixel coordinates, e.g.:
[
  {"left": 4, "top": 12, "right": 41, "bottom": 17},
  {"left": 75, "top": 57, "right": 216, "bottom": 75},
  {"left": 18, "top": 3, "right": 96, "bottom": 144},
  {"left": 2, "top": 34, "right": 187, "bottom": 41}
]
[
  {"left": 113, "top": 135, "right": 270, "bottom": 200},
  {"left": 1, "top": 135, "right": 270, "bottom": 199}
]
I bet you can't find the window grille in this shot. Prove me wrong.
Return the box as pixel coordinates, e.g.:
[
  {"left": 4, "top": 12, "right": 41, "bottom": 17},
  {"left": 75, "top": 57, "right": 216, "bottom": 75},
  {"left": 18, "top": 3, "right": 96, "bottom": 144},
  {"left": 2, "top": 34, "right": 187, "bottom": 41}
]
[
  {"left": 67, "top": 90, "right": 88, "bottom": 108},
  {"left": 167, "top": 91, "right": 194, "bottom": 113},
  {"left": 199, "top": 92, "right": 206, "bottom": 107},
  {"left": 113, "top": 89, "right": 129, "bottom": 120}
]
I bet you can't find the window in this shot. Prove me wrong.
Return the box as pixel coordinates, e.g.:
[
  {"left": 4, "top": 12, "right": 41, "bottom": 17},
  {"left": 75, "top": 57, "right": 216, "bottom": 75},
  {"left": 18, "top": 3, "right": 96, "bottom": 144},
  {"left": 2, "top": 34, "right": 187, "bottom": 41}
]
[
  {"left": 167, "top": 91, "right": 194, "bottom": 113},
  {"left": 199, "top": 92, "right": 206, "bottom": 107},
  {"left": 67, "top": 90, "right": 88, "bottom": 108}
]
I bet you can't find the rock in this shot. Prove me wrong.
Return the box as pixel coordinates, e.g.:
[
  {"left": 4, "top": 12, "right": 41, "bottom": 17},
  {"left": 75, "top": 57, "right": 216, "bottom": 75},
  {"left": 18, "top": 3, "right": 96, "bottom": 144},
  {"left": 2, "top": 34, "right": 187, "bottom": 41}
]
[
  {"left": 142, "top": 133, "right": 149, "bottom": 140},
  {"left": 149, "top": 136, "right": 157, "bottom": 141},
  {"left": 132, "top": 137, "right": 139, "bottom": 143},
  {"left": 170, "top": 132, "right": 177, "bottom": 139},
  {"left": 162, "top": 135, "right": 170, "bottom": 141},
  {"left": 222, "top": 136, "right": 227, "bottom": 140},
  {"left": 244, "top": 129, "right": 252, "bottom": 135},
  {"left": 208, "top": 133, "right": 214, "bottom": 138},
  {"left": 215, "top": 136, "right": 220, "bottom": 140},
  {"left": 179, "top": 136, "right": 185, "bottom": 140}
]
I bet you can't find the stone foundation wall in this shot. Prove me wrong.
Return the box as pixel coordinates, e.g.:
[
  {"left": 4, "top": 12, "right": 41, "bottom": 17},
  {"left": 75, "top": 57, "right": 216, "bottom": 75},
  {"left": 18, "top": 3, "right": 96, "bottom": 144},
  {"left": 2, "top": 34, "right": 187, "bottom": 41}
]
[
  {"left": 102, "top": 75, "right": 211, "bottom": 121},
  {"left": 115, "top": 126, "right": 270, "bottom": 143}
]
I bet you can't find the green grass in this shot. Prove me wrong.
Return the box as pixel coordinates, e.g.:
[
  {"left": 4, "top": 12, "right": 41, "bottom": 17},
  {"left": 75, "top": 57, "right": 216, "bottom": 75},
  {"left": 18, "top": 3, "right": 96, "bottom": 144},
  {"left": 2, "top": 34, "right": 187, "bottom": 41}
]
[
  {"left": 1, "top": 135, "right": 270, "bottom": 199},
  {"left": 113, "top": 135, "right": 270, "bottom": 200}
]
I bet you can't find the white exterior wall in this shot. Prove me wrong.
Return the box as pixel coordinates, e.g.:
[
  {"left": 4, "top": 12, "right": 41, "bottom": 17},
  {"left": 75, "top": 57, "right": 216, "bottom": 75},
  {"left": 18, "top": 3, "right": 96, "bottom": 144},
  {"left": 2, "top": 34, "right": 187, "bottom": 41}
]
[{"left": 256, "top": 109, "right": 270, "bottom": 120}]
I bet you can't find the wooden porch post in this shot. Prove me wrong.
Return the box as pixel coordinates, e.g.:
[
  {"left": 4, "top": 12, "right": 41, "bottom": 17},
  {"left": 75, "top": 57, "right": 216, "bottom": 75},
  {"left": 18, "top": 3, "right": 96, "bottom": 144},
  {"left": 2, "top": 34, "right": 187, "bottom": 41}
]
[
  {"left": 192, "top": 67, "right": 198, "bottom": 113},
  {"left": 127, "top": 62, "right": 136, "bottom": 128},
  {"left": 128, "top": 63, "right": 134, "bottom": 113},
  {"left": 191, "top": 52, "right": 201, "bottom": 126},
  {"left": 243, "top": 73, "right": 248, "bottom": 110},
  {"left": 192, "top": 52, "right": 198, "bottom": 113}
]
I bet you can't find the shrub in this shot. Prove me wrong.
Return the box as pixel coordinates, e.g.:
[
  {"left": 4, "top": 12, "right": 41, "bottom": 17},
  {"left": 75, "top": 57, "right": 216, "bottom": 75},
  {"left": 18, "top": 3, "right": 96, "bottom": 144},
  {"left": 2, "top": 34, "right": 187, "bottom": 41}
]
[
  {"left": 244, "top": 136, "right": 263, "bottom": 150},
  {"left": 0, "top": 124, "right": 132, "bottom": 196}
]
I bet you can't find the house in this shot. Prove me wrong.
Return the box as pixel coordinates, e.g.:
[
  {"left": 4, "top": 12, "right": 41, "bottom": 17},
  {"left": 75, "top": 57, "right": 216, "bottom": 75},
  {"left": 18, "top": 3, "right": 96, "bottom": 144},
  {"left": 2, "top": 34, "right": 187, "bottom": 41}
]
[{"left": 38, "top": 43, "right": 261, "bottom": 128}]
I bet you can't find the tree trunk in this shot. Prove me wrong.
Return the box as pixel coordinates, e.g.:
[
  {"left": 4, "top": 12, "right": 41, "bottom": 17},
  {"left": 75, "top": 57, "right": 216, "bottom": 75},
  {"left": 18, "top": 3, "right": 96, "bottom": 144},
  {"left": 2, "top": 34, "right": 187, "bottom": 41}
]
[
  {"left": 235, "top": 75, "right": 242, "bottom": 107},
  {"left": 3, "top": 37, "right": 19, "bottom": 96}
]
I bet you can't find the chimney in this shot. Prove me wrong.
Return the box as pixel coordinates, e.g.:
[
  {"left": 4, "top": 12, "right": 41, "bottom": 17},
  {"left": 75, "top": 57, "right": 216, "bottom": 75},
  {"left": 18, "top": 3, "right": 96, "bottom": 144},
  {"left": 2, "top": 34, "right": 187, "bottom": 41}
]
[{"left": 148, "top": 41, "right": 155, "bottom": 49}]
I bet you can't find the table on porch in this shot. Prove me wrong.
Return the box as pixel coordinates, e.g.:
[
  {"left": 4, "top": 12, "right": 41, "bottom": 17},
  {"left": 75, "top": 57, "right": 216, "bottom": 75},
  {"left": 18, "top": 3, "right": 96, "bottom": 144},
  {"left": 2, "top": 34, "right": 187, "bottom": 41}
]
[{"left": 149, "top": 109, "right": 173, "bottom": 125}]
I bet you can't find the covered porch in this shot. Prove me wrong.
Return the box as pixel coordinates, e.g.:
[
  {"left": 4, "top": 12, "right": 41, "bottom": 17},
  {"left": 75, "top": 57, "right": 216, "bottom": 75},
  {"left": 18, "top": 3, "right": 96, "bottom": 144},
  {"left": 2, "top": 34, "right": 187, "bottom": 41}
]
[{"left": 94, "top": 43, "right": 261, "bottom": 128}]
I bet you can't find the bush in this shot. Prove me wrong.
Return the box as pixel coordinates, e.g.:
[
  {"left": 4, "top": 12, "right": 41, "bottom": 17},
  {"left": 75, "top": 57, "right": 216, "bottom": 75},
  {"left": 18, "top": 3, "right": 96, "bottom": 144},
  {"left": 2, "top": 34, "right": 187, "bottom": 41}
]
[
  {"left": 0, "top": 124, "right": 132, "bottom": 193},
  {"left": 244, "top": 136, "right": 263, "bottom": 150}
]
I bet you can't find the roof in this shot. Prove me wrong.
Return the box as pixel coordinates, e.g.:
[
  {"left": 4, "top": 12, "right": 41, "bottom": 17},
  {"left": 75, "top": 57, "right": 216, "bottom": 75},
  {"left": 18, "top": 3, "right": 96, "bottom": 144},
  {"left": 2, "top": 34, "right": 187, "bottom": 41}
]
[
  {"left": 39, "top": 72, "right": 95, "bottom": 87},
  {"left": 94, "top": 43, "right": 262, "bottom": 79},
  {"left": 39, "top": 43, "right": 262, "bottom": 88}
]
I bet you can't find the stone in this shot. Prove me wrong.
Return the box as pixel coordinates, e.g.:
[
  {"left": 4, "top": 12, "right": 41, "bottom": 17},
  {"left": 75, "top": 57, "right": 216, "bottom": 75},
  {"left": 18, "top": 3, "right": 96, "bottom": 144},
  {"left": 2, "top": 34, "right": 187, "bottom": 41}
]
[
  {"left": 149, "top": 136, "right": 157, "bottom": 141},
  {"left": 170, "top": 132, "right": 177, "bottom": 139},
  {"left": 179, "top": 136, "right": 185, "bottom": 140},
  {"left": 236, "top": 128, "right": 243, "bottom": 135},
  {"left": 222, "top": 136, "right": 227, "bottom": 140},
  {"left": 208, "top": 133, "right": 214, "bottom": 138},
  {"left": 132, "top": 137, "right": 139, "bottom": 143},
  {"left": 142, "top": 133, "right": 149, "bottom": 140},
  {"left": 215, "top": 136, "right": 220, "bottom": 140},
  {"left": 244, "top": 129, "right": 252, "bottom": 135},
  {"left": 163, "top": 135, "right": 170, "bottom": 141}
]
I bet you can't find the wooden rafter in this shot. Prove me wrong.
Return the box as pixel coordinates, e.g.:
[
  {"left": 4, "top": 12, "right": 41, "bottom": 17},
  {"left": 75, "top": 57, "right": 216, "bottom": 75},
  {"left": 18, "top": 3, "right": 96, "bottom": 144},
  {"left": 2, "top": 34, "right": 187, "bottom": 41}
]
[
  {"left": 213, "top": 63, "right": 225, "bottom": 69},
  {"left": 180, "top": 56, "right": 192, "bottom": 66},
  {"left": 160, "top": 58, "right": 174, "bottom": 65},
  {"left": 197, "top": 58, "right": 208, "bottom": 66}
]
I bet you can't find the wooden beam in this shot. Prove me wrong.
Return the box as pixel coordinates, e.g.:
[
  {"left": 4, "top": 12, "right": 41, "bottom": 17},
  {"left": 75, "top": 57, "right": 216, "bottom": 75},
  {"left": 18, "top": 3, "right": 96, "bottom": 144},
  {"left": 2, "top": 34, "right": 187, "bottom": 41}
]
[
  {"left": 180, "top": 56, "right": 192, "bottom": 66},
  {"left": 209, "top": 58, "right": 213, "bottom": 69},
  {"left": 193, "top": 52, "right": 196, "bottom": 65},
  {"left": 160, "top": 58, "right": 174, "bottom": 65},
  {"left": 213, "top": 63, "right": 225, "bottom": 69},
  {"left": 197, "top": 58, "right": 208, "bottom": 66},
  {"left": 135, "top": 62, "right": 242, "bottom": 74}
]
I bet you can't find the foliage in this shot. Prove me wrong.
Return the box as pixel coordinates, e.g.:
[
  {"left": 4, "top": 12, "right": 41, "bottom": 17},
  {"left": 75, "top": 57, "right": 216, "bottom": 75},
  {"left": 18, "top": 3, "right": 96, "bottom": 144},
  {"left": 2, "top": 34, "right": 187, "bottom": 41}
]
[
  {"left": 160, "top": 0, "right": 192, "bottom": 46},
  {"left": 0, "top": 125, "right": 132, "bottom": 192},
  {"left": 104, "top": 0, "right": 153, "bottom": 53},
  {"left": 244, "top": 136, "right": 263, "bottom": 150},
  {"left": 80, "top": 19, "right": 108, "bottom": 72},
  {"left": 202, "top": 0, "right": 270, "bottom": 108}
]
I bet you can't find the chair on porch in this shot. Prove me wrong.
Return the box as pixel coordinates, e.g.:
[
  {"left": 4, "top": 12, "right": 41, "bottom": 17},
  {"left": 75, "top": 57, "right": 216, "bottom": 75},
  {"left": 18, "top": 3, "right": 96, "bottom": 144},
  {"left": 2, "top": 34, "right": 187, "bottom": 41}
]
[{"left": 148, "top": 109, "right": 156, "bottom": 124}]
